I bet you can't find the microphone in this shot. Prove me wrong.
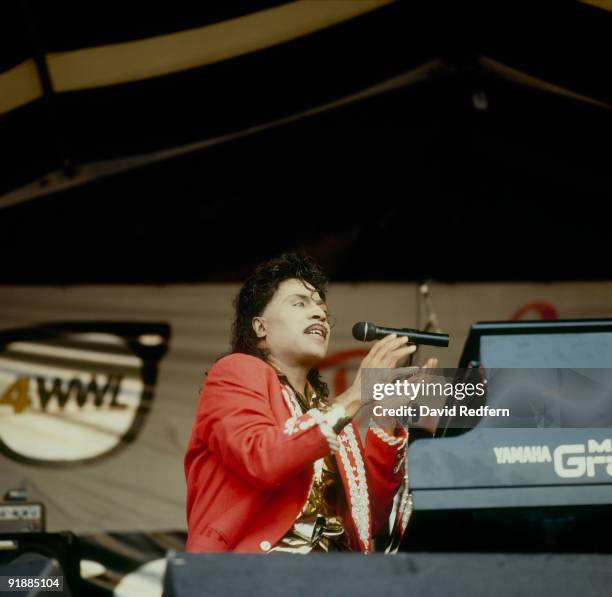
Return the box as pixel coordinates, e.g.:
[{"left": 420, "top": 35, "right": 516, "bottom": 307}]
[{"left": 352, "top": 321, "right": 449, "bottom": 347}]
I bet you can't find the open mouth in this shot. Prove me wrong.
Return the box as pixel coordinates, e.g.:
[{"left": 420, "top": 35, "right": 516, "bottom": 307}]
[{"left": 304, "top": 323, "right": 328, "bottom": 340}]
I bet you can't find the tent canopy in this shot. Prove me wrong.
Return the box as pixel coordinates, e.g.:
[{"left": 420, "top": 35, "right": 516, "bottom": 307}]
[{"left": 1, "top": 0, "right": 610, "bottom": 282}]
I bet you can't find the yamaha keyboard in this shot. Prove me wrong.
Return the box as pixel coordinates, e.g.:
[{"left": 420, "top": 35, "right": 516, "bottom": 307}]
[{"left": 404, "top": 320, "right": 612, "bottom": 552}]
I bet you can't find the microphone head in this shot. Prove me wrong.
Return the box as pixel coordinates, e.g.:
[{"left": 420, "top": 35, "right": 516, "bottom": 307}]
[{"left": 352, "top": 321, "right": 377, "bottom": 342}]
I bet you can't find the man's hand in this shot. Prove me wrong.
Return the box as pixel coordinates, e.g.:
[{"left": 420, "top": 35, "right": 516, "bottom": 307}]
[
  {"left": 334, "top": 335, "right": 417, "bottom": 418},
  {"left": 368, "top": 356, "right": 439, "bottom": 431}
]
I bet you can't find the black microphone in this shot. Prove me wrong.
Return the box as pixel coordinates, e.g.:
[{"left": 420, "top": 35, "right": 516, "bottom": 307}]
[{"left": 352, "top": 321, "right": 449, "bottom": 347}]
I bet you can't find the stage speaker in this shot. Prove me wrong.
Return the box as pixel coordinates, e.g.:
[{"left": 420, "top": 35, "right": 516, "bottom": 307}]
[{"left": 162, "top": 551, "right": 612, "bottom": 597}]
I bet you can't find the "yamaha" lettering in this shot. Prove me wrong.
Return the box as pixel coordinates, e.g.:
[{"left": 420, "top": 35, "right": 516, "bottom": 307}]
[{"left": 493, "top": 439, "right": 612, "bottom": 478}]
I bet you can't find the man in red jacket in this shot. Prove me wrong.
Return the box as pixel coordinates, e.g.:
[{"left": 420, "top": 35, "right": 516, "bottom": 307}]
[{"left": 185, "top": 252, "right": 431, "bottom": 553}]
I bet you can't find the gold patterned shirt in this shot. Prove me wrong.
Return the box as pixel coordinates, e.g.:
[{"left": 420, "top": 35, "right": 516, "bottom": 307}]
[{"left": 269, "top": 372, "right": 350, "bottom": 553}]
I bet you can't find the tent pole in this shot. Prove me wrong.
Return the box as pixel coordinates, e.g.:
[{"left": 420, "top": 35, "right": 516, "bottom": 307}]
[{"left": 21, "top": 0, "right": 75, "bottom": 181}]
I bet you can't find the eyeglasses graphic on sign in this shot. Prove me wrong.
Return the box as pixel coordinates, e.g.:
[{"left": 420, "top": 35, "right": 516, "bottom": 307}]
[{"left": 0, "top": 322, "right": 170, "bottom": 467}]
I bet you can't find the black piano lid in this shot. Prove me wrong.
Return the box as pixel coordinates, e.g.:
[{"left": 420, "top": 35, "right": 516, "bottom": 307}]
[{"left": 459, "top": 319, "right": 612, "bottom": 369}]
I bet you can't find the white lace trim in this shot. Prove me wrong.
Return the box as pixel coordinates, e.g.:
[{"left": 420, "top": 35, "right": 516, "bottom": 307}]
[
  {"left": 399, "top": 446, "right": 412, "bottom": 534},
  {"left": 318, "top": 420, "right": 340, "bottom": 453},
  {"left": 308, "top": 408, "right": 341, "bottom": 453},
  {"left": 370, "top": 422, "right": 408, "bottom": 448},
  {"left": 281, "top": 385, "right": 302, "bottom": 418},
  {"left": 280, "top": 391, "right": 340, "bottom": 454},
  {"left": 337, "top": 424, "right": 370, "bottom": 552},
  {"left": 283, "top": 411, "right": 317, "bottom": 436}
]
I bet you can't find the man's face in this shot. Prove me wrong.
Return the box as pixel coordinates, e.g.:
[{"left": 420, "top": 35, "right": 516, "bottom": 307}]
[{"left": 254, "top": 278, "right": 330, "bottom": 366}]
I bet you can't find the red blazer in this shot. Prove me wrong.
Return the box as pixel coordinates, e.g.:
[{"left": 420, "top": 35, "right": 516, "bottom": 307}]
[{"left": 184, "top": 353, "right": 411, "bottom": 553}]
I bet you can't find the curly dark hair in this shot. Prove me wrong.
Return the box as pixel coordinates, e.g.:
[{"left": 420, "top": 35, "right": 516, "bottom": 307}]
[{"left": 230, "top": 252, "right": 329, "bottom": 398}]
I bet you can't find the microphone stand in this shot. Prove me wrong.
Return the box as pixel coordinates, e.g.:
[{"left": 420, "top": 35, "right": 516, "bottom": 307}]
[
  {"left": 420, "top": 280, "right": 443, "bottom": 333},
  {"left": 407, "top": 280, "right": 443, "bottom": 366},
  {"left": 406, "top": 280, "right": 444, "bottom": 443}
]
